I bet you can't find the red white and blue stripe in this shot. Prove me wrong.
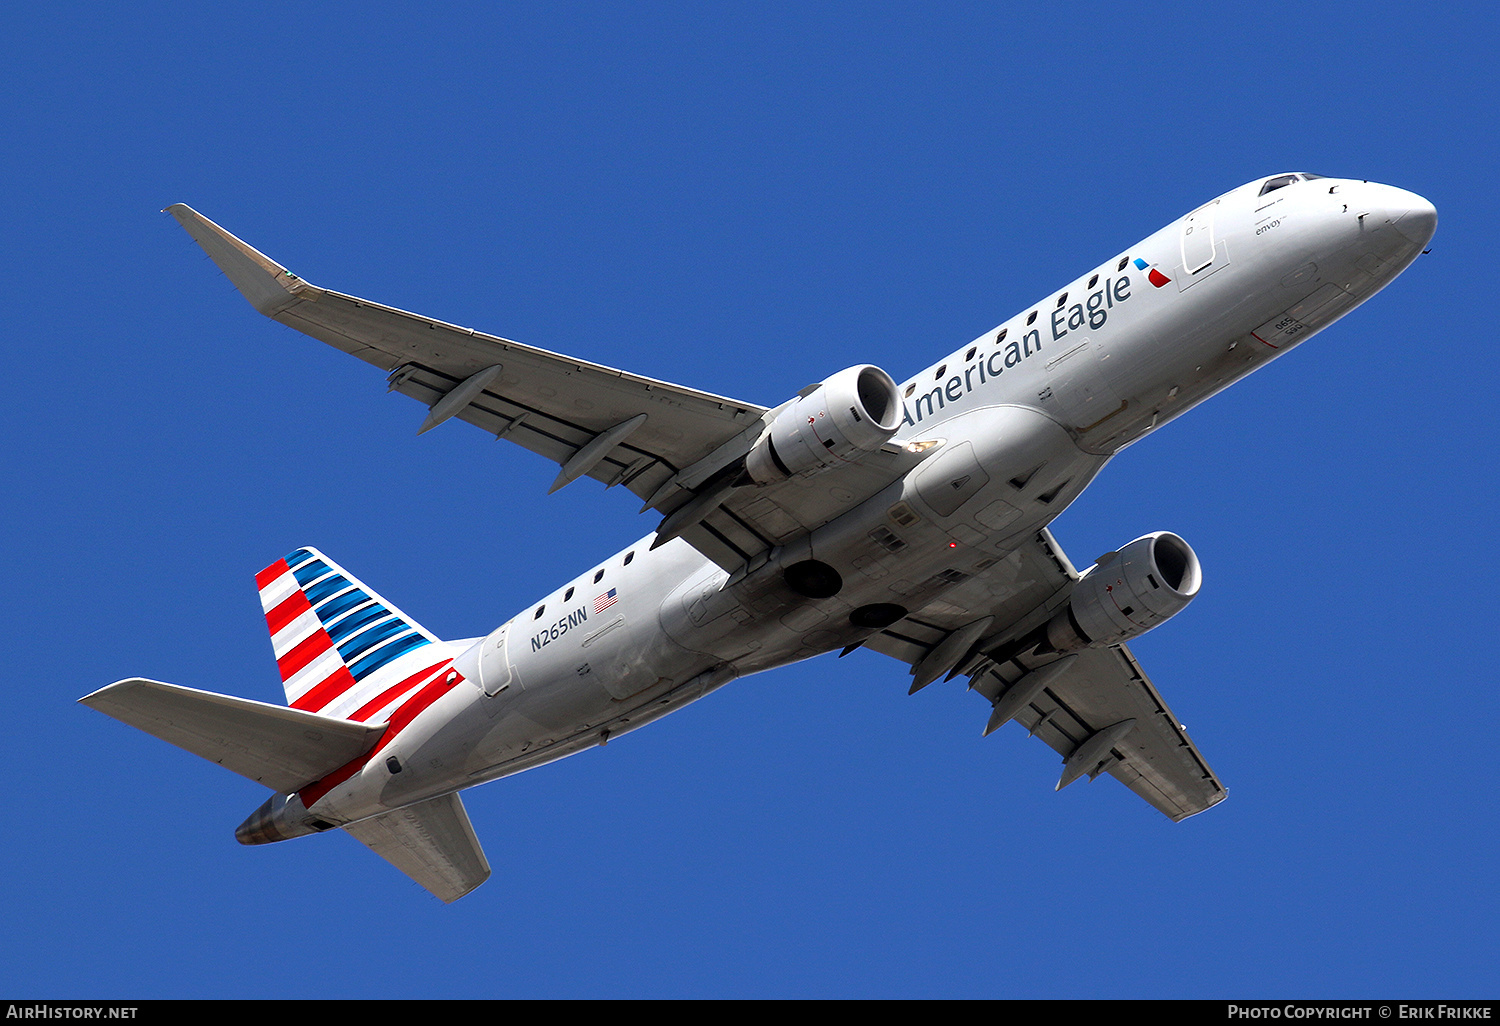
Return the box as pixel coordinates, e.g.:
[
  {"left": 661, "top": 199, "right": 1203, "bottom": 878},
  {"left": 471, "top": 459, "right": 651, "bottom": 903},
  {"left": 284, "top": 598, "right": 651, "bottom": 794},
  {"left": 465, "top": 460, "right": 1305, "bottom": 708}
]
[{"left": 257, "top": 547, "right": 445, "bottom": 721}]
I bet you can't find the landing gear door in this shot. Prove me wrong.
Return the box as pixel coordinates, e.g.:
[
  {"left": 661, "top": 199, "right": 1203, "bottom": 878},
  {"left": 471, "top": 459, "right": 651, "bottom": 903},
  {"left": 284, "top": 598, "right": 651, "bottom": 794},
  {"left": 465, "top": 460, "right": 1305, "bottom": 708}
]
[{"left": 480, "top": 623, "right": 519, "bottom": 696}]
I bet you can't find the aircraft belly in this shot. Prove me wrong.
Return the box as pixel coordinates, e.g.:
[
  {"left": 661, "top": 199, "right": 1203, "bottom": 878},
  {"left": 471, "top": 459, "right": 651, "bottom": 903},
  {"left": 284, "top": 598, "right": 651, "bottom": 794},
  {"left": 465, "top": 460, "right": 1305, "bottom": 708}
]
[
  {"left": 898, "top": 406, "right": 1105, "bottom": 542},
  {"left": 465, "top": 675, "right": 624, "bottom": 766},
  {"left": 651, "top": 407, "right": 1108, "bottom": 675}
]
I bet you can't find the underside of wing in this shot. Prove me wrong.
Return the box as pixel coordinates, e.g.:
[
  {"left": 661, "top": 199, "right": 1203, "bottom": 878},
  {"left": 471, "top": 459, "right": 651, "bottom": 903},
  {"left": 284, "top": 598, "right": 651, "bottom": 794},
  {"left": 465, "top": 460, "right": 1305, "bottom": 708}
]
[
  {"left": 168, "top": 204, "right": 922, "bottom": 573},
  {"left": 861, "top": 529, "right": 1226, "bottom": 821},
  {"left": 972, "top": 646, "right": 1226, "bottom": 821},
  {"left": 861, "top": 526, "right": 1082, "bottom": 669}
]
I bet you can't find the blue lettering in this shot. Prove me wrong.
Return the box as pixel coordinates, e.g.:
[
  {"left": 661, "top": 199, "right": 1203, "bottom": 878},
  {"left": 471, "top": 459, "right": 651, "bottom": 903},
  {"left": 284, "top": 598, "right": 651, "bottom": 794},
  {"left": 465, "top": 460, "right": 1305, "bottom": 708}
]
[
  {"left": 915, "top": 388, "right": 944, "bottom": 420},
  {"left": 1087, "top": 290, "right": 1107, "bottom": 329},
  {"left": 894, "top": 276, "right": 1133, "bottom": 427}
]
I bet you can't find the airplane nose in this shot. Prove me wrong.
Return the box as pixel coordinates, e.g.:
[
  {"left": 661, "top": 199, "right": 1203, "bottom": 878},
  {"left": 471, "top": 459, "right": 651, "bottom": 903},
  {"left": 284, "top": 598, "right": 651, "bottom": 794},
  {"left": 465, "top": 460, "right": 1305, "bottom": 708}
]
[
  {"left": 1391, "top": 190, "right": 1438, "bottom": 249},
  {"left": 1359, "top": 183, "right": 1437, "bottom": 248}
]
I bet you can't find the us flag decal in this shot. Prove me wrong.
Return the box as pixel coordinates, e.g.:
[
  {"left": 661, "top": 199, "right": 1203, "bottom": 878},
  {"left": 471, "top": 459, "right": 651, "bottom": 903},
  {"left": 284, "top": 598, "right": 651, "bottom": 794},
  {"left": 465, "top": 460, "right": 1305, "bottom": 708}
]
[{"left": 595, "top": 588, "right": 618, "bottom": 613}]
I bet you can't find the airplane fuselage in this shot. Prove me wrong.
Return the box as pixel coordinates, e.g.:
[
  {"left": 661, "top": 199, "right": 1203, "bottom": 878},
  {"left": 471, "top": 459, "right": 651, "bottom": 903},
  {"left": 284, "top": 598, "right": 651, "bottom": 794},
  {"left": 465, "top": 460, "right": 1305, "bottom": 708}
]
[{"left": 280, "top": 174, "right": 1435, "bottom": 834}]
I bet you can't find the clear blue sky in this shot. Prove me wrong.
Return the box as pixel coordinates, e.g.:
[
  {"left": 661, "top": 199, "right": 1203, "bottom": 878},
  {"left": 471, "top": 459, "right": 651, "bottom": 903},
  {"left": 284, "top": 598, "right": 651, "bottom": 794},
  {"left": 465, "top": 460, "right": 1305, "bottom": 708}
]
[{"left": 6, "top": 1, "right": 1497, "bottom": 999}]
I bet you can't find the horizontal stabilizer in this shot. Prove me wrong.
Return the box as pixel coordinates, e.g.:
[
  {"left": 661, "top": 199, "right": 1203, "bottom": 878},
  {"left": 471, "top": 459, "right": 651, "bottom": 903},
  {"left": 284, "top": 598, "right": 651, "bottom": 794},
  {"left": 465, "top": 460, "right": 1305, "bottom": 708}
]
[
  {"left": 344, "top": 793, "right": 492, "bottom": 903},
  {"left": 79, "top": 678, "right": 386, "bottom": 793}
]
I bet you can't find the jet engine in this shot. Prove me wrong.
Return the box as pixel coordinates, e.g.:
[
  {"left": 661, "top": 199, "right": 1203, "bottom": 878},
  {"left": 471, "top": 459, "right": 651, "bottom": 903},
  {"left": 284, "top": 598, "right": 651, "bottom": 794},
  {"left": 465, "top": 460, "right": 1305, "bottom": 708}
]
[
  {"left": 744, "top": 365, "right": 901, "bottom": 485},
  {"left": 1043, "top": 532, "right": 1202, "bottom": 651}
]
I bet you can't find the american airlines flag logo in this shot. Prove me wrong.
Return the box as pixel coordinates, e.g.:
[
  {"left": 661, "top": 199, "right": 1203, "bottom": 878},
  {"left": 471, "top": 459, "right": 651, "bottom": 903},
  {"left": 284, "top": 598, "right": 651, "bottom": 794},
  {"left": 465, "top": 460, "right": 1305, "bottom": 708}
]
[
  {"left": 594, "top": 588, "right": 618, "bottom": 613},
  {"left": 1134, "top": 256, "right": 1172, "bottom": 288}
]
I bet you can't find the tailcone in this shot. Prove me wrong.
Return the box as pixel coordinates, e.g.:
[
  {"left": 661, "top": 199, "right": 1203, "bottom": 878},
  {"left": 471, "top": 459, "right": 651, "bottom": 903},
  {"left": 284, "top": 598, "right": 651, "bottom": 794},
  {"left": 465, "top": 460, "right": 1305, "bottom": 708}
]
[{"left": 235, "top": 792, "right": 332, "bottom": 845}]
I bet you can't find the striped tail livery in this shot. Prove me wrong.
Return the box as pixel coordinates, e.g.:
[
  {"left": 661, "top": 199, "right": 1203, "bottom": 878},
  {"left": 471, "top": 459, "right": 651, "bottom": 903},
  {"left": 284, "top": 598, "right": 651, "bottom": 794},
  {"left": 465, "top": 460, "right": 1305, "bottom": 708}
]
[
  {"left": 80, "top": 548, "right": 492, "bottom": 902},
  {"left": 258, "top": 547, "right": 446, "bottom": 722}
]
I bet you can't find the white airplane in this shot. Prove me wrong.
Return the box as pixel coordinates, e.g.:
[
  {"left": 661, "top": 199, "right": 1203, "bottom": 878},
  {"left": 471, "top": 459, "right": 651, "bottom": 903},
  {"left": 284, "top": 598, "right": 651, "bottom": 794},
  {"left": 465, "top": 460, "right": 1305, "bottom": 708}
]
[{"left": 82, "top": 174, "right": 1435, "bottom": 902}]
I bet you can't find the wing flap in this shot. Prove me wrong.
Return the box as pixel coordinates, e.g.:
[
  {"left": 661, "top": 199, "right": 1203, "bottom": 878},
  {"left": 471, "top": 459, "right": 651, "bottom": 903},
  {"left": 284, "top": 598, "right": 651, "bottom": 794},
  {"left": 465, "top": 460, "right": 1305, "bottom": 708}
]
[
  {"left": 977, "top": 647, "right": 1226, "bottom": 821},
  {"left": 344, "top": 793, "right": 491, "bottom": 903},
  {"left": 79, "top": 678, "right": 386, "bottom": 792}
]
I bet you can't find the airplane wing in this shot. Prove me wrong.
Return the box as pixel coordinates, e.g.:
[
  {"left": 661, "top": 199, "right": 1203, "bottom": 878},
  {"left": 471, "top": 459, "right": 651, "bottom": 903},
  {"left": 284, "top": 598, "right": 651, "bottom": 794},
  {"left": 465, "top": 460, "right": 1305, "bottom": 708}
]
[
  {"left": 861, "top": 528, "right": 1227, "bottom": 821},
  {"left": 169, "top": 205, "right": 924, "bottom": 572}
]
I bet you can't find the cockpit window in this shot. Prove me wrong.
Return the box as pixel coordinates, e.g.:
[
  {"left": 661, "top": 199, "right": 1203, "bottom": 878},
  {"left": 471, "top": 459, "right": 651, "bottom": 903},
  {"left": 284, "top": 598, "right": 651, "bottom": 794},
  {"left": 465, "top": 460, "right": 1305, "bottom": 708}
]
[
  {"left": 1259, "top": 174, "right": 1300, "bottom": 196},
  {"left": 1300, "top": 173, "right": 1325, "bottom": 180}
]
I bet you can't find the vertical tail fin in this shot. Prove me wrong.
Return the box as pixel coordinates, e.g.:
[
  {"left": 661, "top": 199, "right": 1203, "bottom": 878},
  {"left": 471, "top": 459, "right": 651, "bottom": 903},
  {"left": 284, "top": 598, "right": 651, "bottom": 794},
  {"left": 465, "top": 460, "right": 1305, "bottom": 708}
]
[{"left": 257, "top": 547, "right": 449, "bottom": 721}]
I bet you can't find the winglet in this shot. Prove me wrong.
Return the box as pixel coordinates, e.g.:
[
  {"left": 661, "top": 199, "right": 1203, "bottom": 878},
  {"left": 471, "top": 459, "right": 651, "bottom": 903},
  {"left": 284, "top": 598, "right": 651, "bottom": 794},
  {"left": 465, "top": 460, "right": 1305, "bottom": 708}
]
[{"left": 165, "top": 203, "right": 309, "bottom": 317}]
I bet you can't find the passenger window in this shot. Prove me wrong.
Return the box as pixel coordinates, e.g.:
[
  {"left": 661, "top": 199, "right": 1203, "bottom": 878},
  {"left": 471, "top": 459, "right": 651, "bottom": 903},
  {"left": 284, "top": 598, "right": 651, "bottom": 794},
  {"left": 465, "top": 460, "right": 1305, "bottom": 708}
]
[
  {"left": 534, "top": 605, "right": 545, "bottom": 619},
  {"left": 1088, "top": 274, "right": 1098, "bottom": 288},
  {"left": 996, "top": 328, "right": 1007, "bottom": 343},
  {"left": 965, "top": 347, "right": 976, "bottom": 361},
  {"left": 934, "top": 364, "right": 946, "bottom": 379},
  {"left": 593, "top": 569, "right": 605, "bottom": 583},
  {"left": 564, "top": 587, "right": 574, "bottom": 602},
  {"left": 1117, "top": 257, "right": 1128, "bottom": 272},
  {"left": 1026, "top": 311, "right": 1037, "bottom": 325},
  {"left": 623, "top": 551, "right": 635, "bottom": 565},
  {"left": 1056, "top": 292, "right": 1068, "bottom": 308}
]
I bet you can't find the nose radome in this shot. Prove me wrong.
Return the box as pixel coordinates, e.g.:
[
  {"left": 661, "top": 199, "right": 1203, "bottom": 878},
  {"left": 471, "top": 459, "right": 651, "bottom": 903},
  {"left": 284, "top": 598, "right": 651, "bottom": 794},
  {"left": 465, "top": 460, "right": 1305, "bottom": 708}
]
[
  {"left": 1391, "top": 188, "right": 1437, "bottom": 248},
  {"left": 1363, "top": 182, "right": 1437, "bottom": 248}
]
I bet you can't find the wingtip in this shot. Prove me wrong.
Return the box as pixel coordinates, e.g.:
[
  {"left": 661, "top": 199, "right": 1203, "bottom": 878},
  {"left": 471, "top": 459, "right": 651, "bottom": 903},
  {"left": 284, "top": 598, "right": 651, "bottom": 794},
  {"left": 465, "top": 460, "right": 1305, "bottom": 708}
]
[
  {"left": 78, "top": 678, "right": 144, "bottom": 706},
  {"left": 166, "top": 204, "right": 304, "bottom": 316}
]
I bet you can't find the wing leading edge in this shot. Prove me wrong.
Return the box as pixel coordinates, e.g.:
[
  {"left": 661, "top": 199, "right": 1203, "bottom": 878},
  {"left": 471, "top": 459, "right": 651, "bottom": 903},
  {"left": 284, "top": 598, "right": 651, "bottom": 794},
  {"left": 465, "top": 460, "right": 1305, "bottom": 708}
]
[
  {"left": 166, "top": 204, "right": 787, "bottom": 566},
  {"left": 168, "top": 205, "right": 937, "bottom": 572}
]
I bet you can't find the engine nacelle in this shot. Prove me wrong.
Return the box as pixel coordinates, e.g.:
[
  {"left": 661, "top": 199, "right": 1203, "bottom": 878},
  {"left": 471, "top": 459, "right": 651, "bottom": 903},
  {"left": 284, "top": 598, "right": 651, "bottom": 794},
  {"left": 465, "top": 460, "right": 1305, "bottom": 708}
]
[
  {"left": 745, "top": 365, "right": 901, "bottom": 485},
  {"left": 1044, "top": 532, "right": 1202, "bottom": 651}
]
